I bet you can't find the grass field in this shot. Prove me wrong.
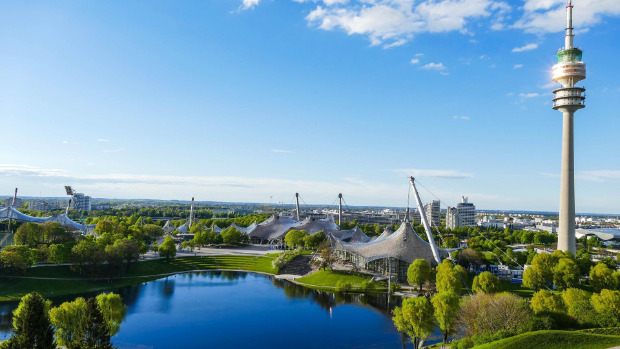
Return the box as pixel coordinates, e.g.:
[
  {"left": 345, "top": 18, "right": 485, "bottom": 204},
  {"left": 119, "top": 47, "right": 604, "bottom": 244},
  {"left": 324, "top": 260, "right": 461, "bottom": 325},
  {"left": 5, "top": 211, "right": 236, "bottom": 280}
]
[
  {"left": 296, "top": 270, "right": 379, "bottom": 291},
  {"left": 473, "top": 330, "right": 620, "bottom": 349},
  {"left": 0, "top": 255, "right": 280, "bottom": 302}
]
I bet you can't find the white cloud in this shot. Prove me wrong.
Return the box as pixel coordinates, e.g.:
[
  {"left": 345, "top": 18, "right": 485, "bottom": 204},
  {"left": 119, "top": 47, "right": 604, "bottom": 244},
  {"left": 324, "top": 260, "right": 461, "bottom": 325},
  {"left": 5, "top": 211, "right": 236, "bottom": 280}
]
[
  {"left": 578, "top": 170, "right": 620, "bottom": 182},
  {"left": 415, "top": 53, "right": 424, "bottom": 57},
  {"left": 383, "top": 38, "right": 407, "bottom": 48},
  {"left": 512, "top": 43, "right": 538, "bottom": 52},
  {"left": 272, "top": 149, "right": 296, "bottom": 154},
  {"left": 395, "top": 169, "right": 473, "bottom": 179},
  {"left": 240, "top": 0, "right": 260, "bottom": 10},
  {"left": 302, "top": 0, "right": 509, "bottom": 47},
  {"left": 452, "top": 115, "right": 470, "bottom": 120},
  {"left": 422, "top": 62, "right": 446, "bottom": 71},
  {"left": 515, "top": 0, "right": 620, "bottom": 33},
  {"left": 102, "top": 148, "right": 125, "bottom": 153},
  {"left": 97, "top": 138, "right": 110, "bottom": 142},
  {"left": 519, "top": 92, "right": 539, "bottom": 98},
  {"left": 513, "top": 64, "right": 523, "bottom": 69},
  {"left": 0, "top": 164, "right": 68, "bottom": 178},
  {"left": 410, "top": 58, "right": 420, "bottom": 64}
]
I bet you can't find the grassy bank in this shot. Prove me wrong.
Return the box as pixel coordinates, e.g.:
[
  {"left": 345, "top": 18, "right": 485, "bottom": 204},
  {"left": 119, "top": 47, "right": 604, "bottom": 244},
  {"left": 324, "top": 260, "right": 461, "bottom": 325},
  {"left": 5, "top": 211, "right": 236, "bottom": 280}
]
[
  {"left": 295, "top": 270, "right": 382, "bottom": 291},
  {"left": 0, "top": 254, "right": 279, "bottom": 302},
  {"left": 473, "top": 330, "right": 620, "bottom": 349}
]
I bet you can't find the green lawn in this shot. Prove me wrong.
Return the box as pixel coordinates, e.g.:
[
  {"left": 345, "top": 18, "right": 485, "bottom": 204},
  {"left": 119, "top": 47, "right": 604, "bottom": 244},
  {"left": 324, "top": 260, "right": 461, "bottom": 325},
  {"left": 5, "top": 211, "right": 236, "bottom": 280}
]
[
  {"left": 296, "top": 270, "right": 378, "bottom": 291},
  {"left": 0, "top": 255, "right": 280, "bottom": 302},
  {"left": 473, "top": 330, "right": 620, "bottom": 349}
]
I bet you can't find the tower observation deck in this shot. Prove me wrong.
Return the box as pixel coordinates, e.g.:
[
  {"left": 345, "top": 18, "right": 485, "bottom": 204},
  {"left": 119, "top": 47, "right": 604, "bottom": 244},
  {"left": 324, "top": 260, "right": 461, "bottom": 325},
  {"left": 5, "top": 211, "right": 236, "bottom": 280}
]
[{"left": 554, "top": 0, "right": 585, "bottom": 254}]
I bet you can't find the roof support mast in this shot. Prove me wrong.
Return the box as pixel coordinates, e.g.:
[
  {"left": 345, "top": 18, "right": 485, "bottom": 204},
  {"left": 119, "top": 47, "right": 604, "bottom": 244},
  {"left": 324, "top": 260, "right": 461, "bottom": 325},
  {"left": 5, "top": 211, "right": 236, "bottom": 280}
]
[
  {"left": 338, "top": 193, "right": 343, "bottom": 229},
  {"left": 295, "top": 193, "right": 301, "bottom": 221},
  {"left": 408, "top": 177, "right": 441, "bottom": 264},
  {"left": 189, "top": 197, "right": 195, "bottom": 230}
]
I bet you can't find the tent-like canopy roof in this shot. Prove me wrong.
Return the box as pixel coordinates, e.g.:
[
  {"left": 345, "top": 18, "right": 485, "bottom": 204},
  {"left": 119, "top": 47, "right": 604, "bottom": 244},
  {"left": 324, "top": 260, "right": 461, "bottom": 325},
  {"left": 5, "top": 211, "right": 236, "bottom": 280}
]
[
  {"left": 331, "top": 222, "right": 447, "bottom": 266},
  {"left": 293, "top": 216, "right": 338, "bottom": 235},
  {"left": 249, "top": 215, "right": 301, "bottom": 242},
  {"left": 325, "top": 226, "right": 372, "bottom": 244},
  {"left": 0, "top": 207, "right": 96, "bottom": 234},
  {"left": 231, "top": 222, "right": 257, "bottom": 235}
]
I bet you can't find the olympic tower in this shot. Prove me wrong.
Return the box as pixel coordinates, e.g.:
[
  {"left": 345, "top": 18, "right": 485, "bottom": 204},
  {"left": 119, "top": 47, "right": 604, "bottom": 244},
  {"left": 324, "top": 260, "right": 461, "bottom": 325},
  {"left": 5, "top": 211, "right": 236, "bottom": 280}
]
[{"left": 552, "top": 1, "right": 586, "bottom": 254}]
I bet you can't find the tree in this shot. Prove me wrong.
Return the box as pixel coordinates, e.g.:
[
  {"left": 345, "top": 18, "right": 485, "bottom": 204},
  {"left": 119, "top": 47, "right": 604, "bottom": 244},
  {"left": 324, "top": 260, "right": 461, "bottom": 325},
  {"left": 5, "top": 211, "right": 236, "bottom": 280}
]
[
  {"left": 431, "top": 291, "right": 460, "bottom": 345},
  {"left": 94, "top": 220, "right": 115, "bottom": 236},
  {"left": 459, "top": 248, "right": 482, "bottom": 270},
  {"left": 531, "top": 290, "right": 566, "bottom": 314},
  {"left": 96, "top": 293, "right": 127, "bottom": 336},
  {"left": 0, "top": 251, "right": 28, "bottom": 274},
  {"left": 3, "top": 292, "right": 55, "bottom": 349},
  {"left": 590, "top": 263, "right": 615, "bottom": 292},
  {"left": 284, "top": 230, "right": 308, "bottom": 249},
  {"left": 14, "top": 222, "right": 41, "bottom": 247},
  {"left": 435, "top": 260, "right": 462, "bottom": 294},
  {"left": 591, "top": 289, "right": 620, "bottom": 327},
  {"left": 562, "top": 288, "right": 597, "bottom": 325},
  {"left": 142, "top": 224, "right": 164, "bottom": 244},
  {"left": 221, "top": 227, "right": 248, "bottom": 245},
  {"left": 303, "top": 231, "right": 326, "bottom": 250},
  {"left": 392, "top": 297, "right": 435, "bottom": 349},
  {"left": 472, "top": 272, "right": 500, "bottom": 294},
  {"left": 49, "top": 298, "right": 87, "bottom": 349},
  {"left": 553, "top": 257, "right": 580, "bottom": 290},
  {"left": 158, "top": 235, "right": 177, "bottom": 260},
  {"left": 48, "top": 242, "right": 75, "bottom": 264},
  {"left": 42, "top": 222, "right": 73, "bottom": 245},
  {"left": 318, "top": 246, "right": 337, "bottom": 271},
  {"left": 2, "top": 245, "right": 37, "bottom": 267},
  {"left": 71, "top": 239, "right": 98, "bottom": 273},
  {"left": 407, "top": 259, "right": 432, "bottom": 292},
  {"left": 113, "top": 239, "right": 140, "bottom": 267},
  {"left": 459, "top": 292, "right": 532, "bottom": 336},
  {"left": 74, "top": 298, "right": 114, "bottom": 349}
]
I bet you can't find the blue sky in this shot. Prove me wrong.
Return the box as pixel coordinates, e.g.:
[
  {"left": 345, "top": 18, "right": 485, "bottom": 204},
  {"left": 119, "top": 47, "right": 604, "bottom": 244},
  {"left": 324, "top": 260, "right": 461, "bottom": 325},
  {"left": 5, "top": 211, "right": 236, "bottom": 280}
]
[{"left": 1, "top": 0, "right": 619, "bottom": 213}]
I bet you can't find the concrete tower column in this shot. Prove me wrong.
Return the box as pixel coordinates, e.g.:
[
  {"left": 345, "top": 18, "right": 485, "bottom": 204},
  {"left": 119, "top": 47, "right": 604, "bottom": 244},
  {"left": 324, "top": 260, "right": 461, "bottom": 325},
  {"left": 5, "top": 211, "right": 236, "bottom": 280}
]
[{"left": 558, "top": 111, "right": 576, "bottom": 254}]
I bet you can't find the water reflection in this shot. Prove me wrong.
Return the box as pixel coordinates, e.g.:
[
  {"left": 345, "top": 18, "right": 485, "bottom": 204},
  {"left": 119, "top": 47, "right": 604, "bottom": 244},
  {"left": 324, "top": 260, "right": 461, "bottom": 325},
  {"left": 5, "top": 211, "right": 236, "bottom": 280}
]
[{"left": 0, "top": 271, "right": 449, "bottom": 348}]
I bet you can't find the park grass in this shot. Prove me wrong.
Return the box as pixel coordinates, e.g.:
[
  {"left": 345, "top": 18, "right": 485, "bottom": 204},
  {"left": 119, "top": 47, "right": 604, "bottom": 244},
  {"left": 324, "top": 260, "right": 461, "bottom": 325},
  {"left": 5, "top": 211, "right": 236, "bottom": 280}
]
[
  {"left": 499, "top": 279, "right": 535, "bottom": 298},
  {"left": 296, "top": 270, "right": 375, "bottom": 291},
  {"left": 0, "top": 255, "right": 281, "bottom": 302},
  {"left": 472, "top": 330, "right": 620, "bottom": 349}
]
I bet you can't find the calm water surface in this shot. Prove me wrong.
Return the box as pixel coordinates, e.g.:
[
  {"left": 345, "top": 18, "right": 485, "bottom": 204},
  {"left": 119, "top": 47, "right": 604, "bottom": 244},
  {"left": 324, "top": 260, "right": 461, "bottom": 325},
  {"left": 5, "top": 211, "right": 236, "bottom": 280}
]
[{"left": 1, "top": 271, "right": 448, "bottom": 348}]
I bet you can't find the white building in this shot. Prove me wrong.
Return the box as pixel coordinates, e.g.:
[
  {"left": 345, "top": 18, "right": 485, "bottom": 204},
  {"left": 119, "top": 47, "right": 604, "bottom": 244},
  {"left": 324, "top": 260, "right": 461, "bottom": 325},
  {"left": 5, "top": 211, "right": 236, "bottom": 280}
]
[
  {"left": 446, "top": 196, "right": 476, "bottom": 229},
  {"left": 72, "top": 193, "right": 91, "bottom": 211},
  {"left": 424, "top": 200, "right": 441, "bottom": 227}
]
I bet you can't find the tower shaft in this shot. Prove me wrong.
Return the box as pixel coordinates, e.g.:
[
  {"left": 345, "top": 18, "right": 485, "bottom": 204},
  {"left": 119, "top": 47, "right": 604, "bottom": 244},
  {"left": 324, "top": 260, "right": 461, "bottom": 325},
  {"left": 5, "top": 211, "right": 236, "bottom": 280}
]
[{"left": 558, "top": 111, "right": 576, "bottom": 254}]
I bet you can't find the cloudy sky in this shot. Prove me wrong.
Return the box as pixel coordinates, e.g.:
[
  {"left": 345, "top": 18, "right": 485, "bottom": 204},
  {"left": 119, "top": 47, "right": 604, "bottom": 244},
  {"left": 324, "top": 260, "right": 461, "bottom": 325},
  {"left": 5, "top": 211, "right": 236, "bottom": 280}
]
[{"left": 1, "top": 0, "right": 619, "bottom": 213}]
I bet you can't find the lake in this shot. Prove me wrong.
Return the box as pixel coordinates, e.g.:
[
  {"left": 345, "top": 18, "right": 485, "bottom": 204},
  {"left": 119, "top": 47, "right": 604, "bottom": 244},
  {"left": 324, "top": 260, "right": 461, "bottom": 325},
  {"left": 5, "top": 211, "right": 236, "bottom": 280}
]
[{"left": 1, "top": 271, "right": 449, "bottom": 348}]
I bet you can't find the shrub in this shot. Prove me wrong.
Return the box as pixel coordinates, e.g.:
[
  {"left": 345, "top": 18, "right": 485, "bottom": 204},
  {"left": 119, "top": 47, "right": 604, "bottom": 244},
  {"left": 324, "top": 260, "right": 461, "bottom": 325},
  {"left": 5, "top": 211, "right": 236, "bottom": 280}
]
[
  {"left": 451, "top": 337, "right": 475, "bottom": 349},
  {"left": 272, "top": 249, "right": 302, "bottom": 270},
  {"left": 360, "top": 280, "right": 376, "bottom": 293},
  {"left": 336, "top": 281, "right": 353, "bottom": 294}
]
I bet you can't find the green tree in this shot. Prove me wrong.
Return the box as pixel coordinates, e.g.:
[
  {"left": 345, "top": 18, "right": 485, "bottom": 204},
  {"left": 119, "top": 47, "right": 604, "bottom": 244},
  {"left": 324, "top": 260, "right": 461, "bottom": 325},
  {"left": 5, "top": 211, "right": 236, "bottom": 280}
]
[
  {"left": 562, "top": 288, "right": 597, "bottom": 325},
  {"left": 94, "top": 220, "right": 115, "bottom": 236},
  {"left": 591, "top": 289, "right": 620, "bottom": 327},
  {"left": 14, "top": 222, "right": 42, "bottom": 247},
  {"left": 590, "top": 263, "right": 615, "bottom": 292},
  {"left": 49, "top": 297, "right": 87, "bottom": 349},
  {"left": 142, "top": 224, "right": 164, "bottom": 244},
  {"left": 407, "top": 259, "right": 432, "bottom": 292},
  {"left": 158, "top": 235, "right": 177, "bottom": 260},
  {"left": 531, "top": 289, "right": 566, "bottom": 314},
  {"left": 435, "top": 260, "right": 462, "bottom": 294},
  {"left": 392, "top": 297, "right": 435, "bottom": 349},
  {"left": 96, "top": 293, "right": 126, "bottom": 336},
  {"left": 472, "top": 272, "right": 500, "bottom": 294},
  {"left": 3, "top": 292, "right": 55, "bottom": 349},
  {"left": 284, "top": 230, "right": 308, "bottom": 249},
  {"left": 431, "top": 291, "right": 460, "bottom": 345},
  {"left": 0, "top": 251, "right": 28, "bottom": 274},
  {"left": 74, "top": 298, "right": 115, "bottom": 349},
  {"left": 221, "top": 227, "right": 248, "bottom": 245},
  {"left": 2, "top": 245, "right": 37, "bottom": 267},
  {"left": 553, "top": 257, "right": 580, "bottom": 290},
  {"left": 303, "top": 231, "right": 326, "bottom": 250},
  {"left": 48, "top": 242, "right": 75, "bottom": 264}
]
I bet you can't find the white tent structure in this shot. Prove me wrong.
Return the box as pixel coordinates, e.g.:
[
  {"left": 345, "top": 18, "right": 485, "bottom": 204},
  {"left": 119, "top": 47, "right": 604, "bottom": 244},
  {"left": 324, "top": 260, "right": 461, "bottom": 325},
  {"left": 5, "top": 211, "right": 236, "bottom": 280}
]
[{"left": 0, "top": 206, "right": 96, "bottom": 234}]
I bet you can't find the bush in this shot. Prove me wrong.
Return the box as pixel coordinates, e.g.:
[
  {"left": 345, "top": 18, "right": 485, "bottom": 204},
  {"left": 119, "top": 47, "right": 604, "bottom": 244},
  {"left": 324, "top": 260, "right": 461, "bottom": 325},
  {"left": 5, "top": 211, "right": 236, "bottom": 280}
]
[
  {"left": 272, "top": 249, "right": 302, "bottom": 270},
  {"left": 336, "top": 281, "right": 353, "bottom": 294},
  {"left": 390, "top": 282, "right": 401, "bottom": 293},
  {"left": 451, "top": 337, "right": 475, "bottom": 349},
  {"left": 360, "top": 280, "right": 376, "bottom": 293}
]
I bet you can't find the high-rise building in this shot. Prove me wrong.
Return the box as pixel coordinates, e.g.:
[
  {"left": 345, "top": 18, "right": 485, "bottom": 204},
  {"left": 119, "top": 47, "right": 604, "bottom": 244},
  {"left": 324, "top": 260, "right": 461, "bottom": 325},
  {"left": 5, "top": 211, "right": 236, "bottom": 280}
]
[
  {"left": 553, "top": 1, "right": 585, "bottom": 255},
  {"left": 446, "top": 197, "right": 476, "bottom": 229},
  {"left": 424, "top": 200, "right": 441, "bottom": 227},
  {"left": 4, "top": 197, "right": 22, "bottom": 208},
  {"left": 72, "top": 193, "right": 91, "bottom": 211}
]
